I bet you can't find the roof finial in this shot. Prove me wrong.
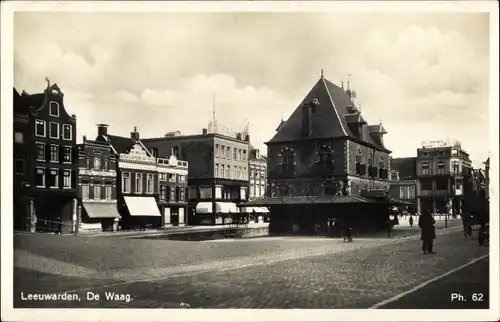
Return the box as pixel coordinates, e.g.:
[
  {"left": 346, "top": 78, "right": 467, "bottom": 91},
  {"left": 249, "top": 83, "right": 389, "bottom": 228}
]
[
  {"left": 341, "top": 75, "right": 344, "bottom": 90},
  {"left": 321, "top": 69, "right": 324, "bottom": 78},
  {"left": 134, "top": 126, "right": 137, "bottom": 132},
  {"left": 45, "top": 76, "right": 50, "bottom": 88}
]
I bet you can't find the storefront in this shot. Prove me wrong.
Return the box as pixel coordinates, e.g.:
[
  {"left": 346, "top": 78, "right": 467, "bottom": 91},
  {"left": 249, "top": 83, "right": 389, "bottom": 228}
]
[
  {"left": 79, "top": 201, "right": 121, "bottom": 232},
  {"left": 121, "top": 196, "right": 162, "bottom": 229},
  {"left": 195, "top": 201, "right": 239, "bottom": 225}
]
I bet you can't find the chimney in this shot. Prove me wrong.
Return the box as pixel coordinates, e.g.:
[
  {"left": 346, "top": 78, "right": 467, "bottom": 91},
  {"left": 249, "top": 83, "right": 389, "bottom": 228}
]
[
  {"left": 130, "top": 126, "right": 140, "bottom": 141},
  {"left": 202, "top": 128, "right": 208, "bottom": 135},
  {"left": 245, "top": 134, "right": 250, "bottom": 142},
  {"left": 83, "top": 135, "right": 87, "bottom": 143},
  {"left": 301, "top": 104, "right": 312, "bottom": 138},
  {"left": 256, "top": 149, "right": 260, "bottom": 158},
  {"left": 97, "top": 124, "right": 109, "bottom": 137},
  {"left": 236, "top": 133, "right": 242, "bottom": 140}
]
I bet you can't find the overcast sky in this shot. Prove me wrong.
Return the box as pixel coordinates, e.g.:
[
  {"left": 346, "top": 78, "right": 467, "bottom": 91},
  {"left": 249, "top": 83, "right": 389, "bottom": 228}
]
[{"left": 14, "top": 11, "right": 490, "bottom": 166}]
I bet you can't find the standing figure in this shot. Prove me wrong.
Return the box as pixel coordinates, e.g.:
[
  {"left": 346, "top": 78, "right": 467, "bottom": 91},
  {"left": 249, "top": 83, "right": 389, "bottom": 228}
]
[
  {"left": 344, "top": 227, "right": 353, "bottom": 242},
  {"left": 409, "top": 215, "right": 414, "bottom": 228},
  {"left": 419, "top": 212, "right": 436, "bottom": 254}
]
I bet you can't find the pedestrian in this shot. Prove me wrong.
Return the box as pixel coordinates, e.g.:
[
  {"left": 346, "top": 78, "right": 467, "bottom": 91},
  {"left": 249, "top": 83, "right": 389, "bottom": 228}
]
[
  {"left": 409, "top": 215, "right": 414, "bottom": 228},
  {"left": 327, "top": 218, "right": 333, "bottom": 237},
  {"left": 344, "top": 227, "right": 353, "bottom": 242},
  {"left": 418, "top": 212, "right": 436, "bottom": 254}
]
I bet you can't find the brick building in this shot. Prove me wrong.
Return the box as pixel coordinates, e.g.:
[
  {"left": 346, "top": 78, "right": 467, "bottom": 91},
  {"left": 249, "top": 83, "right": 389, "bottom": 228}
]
[
  {"left": 76, "top": 135, "right": 120, "bottom": 233},
  {"left": 142, "top": 127, "right": 249, "bottom": 225},
  {"left": 243, "top": 73, "right": 392, "bottom": 235},
  {"left": 13, "top": 81, "right": 78, "bottom": 234}
]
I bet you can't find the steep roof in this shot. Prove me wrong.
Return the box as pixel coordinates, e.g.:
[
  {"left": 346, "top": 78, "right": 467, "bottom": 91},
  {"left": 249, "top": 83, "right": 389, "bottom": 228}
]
[
  {"left": 267, "top": 76, "right": 389, "bottom": 152},
  {"left": 105, "top": 135, "right": 137, "bottom": 154},
  {"left": 390, "top": 157, "right": 417, "bottom": 180}
]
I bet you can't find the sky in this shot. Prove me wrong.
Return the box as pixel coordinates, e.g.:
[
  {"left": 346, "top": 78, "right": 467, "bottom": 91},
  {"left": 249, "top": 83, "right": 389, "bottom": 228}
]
[{"left": 14, "top": 11, "right": 491, "bottom": 167}]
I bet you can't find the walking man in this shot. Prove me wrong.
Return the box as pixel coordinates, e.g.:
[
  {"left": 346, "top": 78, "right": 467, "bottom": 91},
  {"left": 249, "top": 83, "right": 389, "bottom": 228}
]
[
  {"left": 409, "top": 215, "right": 414, "bottom": 228},
  {"left": 419, "top": 212, "right": 436, "bottom": 254}
]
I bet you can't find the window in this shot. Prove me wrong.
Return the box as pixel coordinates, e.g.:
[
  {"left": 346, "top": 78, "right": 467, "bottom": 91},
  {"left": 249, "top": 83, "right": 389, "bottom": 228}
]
[
  {"left": 421, "top": 179, "right": 432, "bottom": 191},
  {"left": 233, "top": 148, "right": 237, "bottom": 160},
  {"left": 408, "top": 186, "right": 416, "bottom": 199},
  {"left": 147, "top": 174, "right": 154, "bottom": 193},
  {"left": 35, "top": 168, "right": 45, "bottom": 187},
  {"left": 226, "top": 147, "right": 231, "bottom": 159},
  {"left": 135, "top": 173, "right": 143, "bottom": 193},
  {"left": 48, "top": 169, "right": 59, "bottom": 188},
  {"left": 49, "top": 145, "right": 59, "bottom": 162},
  {"left": 159, "top": 173, "right": 167, "bottom": 181},
  {"left": 14, "top": 132, "right": 24, "bottom": 144},
  {"left": 62, "top": 170, "right": 71, "bottom": 188},
  {"left": 318, "top": 146, "right": 334, "bottom": 173},
  {"left": 159, "top": 185, "right": 166, "bottom": 200},
  {"left": 238, "top": 149, "right": 242, "bottom": 161},
  {"left": 62, "top": 124, "right": 72, "bottom": 140},
  {"left": 86, "top": 158, "right": 90, "bottom": 169},
  {"left": 188, "top": 186, "right": 198, "bottom": 200},
  {"left": 243, "top": 167, "right": 247, "bottom": 180},
  {"left": 170, "top": 186, "right": 176, "bottom": 201},
  {"left": 379, "top": 157, "right": 384, "bottom": 169},
  {"left": 168, "top": 174, "right": 176, "bottom": 182},
  {"left": 452, "top": 162, "right": 460, "bottom": 175},
  {"left": 172, "top": 146, "right": 179, "bottom": 158},
  {"left": 355, "top": 150, "right": 362, "bottom": 164},
  {"left": 250, "top": 169, "right": 254, "bottom": 179},
  {"left": 35, "top": 120, "right": 46, "bottom": 137},
  {"left": 63, "top": 146, "right": 72, "bottom": 163},
  {"left": 233, "top": 166, "right": 237, "bottom": 179},
  {"left": 150, "top": 148, "right": 158, "bottom": 158},
  {"left": 220, "top": 145, "right": 225, "bottom": 157},
  {"left": 220, "top": 165, "right": 225, "bottom": 178},
  {"left": 400, "top": 186, "right": 408, "bottom": 199},
  {"left": 103, "top": 160, "right": 108, "bottom": 171},
  {"left": 49, "top": 122, "right": 60, "bottom": 139},
  {"left": 421, "top": 163, "right": 430, "bottom": 175},
  {"left": 260, "top": 170, "right": 265, "bottom": 179},
  {"left": 36, "top": 142, "right": 45, "bottom": 161},
  {"left": 93, "top": 157, "right": 101, "bottom": 170},
  {"left": 94, "top": 185, "right": 101, "bottom": 200},
  {"left": 451, "top": 149, "right": 458, "bottom": 156},
  {"left": 15, "top": 159, "right": 25, "bottom": 175},
  {"left": 179, "top": 187, "right": 185, "bottom": 201},
  {"left": 122, "top": 172, "right": 131, "bottom": 193},
  {"left": 215, "top": 164, "right": 219, "bottom": 177},
  {"left": 437, "top": 162, "right": 445, "bottom": 175},
  {"left": 81, "top": 184, "right": 90, "bottom": 199},
  {"left": 105, "top": 185, "right": 112, "bottom": 199},
  {"left": 243, "top": 150, "right": 247, "bottom": 160},
  {"left": 281, "top": 150, "right": 295, "bottom": 176},
  {"left": 225, "top": 166, "right": 230, "bottom": 178},
  {"left": 215, "top": 144, "right": 220, "bottom": 157},
  {"left": 49, "top": 101, "right": 59, "bottom": 117}
]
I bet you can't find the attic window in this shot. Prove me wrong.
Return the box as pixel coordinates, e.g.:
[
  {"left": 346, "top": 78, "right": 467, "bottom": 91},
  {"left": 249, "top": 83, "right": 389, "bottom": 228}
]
[{"left": 49, "top": 101, "right": 59, "bottom": 117}]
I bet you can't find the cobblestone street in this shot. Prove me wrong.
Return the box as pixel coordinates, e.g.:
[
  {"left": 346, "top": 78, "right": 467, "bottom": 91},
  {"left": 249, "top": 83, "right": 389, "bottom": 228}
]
[{"left": 14, "top": 224, "right": 488, "bottom": 309}]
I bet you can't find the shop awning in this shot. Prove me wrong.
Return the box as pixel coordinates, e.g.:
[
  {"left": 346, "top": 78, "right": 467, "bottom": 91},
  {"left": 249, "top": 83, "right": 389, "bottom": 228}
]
[
  {"left": 83, "top": 202, "right": 121, "bottom": 219},
  {"left": 240, "top": 195, "right": 379, "bottom": 206},
  {"left": 195, "top": 202, "right": 239, "bottom": 214},
  {"left": 123, "top": 196, "right": 161, "bottom": 217},
  {"left": 240, "top": 206, "right": 270, "bottom": 213}
]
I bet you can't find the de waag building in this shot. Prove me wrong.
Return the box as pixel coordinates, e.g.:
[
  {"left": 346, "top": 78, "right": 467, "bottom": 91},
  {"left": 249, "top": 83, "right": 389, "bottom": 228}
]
[
  {"left": 13, "top": 81, "right": 78, "bottom": 234},
  {"left": 94, "top": 125, "right": 188, "bottom": 229},
  {"left": 243, "top": 73, "right": 402, "bottom": 235}
]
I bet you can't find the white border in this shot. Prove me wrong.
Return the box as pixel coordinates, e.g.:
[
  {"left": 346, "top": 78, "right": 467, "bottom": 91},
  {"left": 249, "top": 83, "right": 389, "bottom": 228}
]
[{"left": 2, "top": 1, "right": 499, "bottom": 322}]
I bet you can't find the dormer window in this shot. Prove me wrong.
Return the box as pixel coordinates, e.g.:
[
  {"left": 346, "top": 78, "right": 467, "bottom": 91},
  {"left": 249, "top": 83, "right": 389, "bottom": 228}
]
[{"left": 49, "top": 101, "right": 59, "bottom": 117}]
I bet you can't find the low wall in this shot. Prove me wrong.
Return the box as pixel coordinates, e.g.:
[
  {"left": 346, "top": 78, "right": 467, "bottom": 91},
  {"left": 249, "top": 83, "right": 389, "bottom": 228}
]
[{"left": 165, "top": 226, "right": 269, "bottom": 241}]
